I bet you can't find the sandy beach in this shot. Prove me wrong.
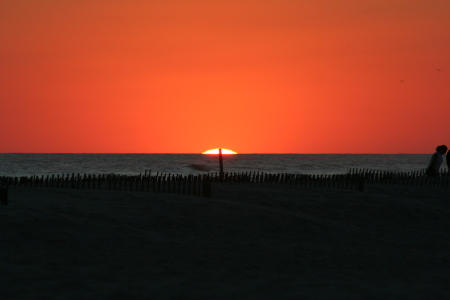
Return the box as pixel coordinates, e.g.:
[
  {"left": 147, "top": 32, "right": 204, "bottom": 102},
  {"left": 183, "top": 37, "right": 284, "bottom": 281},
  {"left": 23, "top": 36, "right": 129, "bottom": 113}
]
[{"left": 1, "top": 183, "right": 449, "bottom": 299}]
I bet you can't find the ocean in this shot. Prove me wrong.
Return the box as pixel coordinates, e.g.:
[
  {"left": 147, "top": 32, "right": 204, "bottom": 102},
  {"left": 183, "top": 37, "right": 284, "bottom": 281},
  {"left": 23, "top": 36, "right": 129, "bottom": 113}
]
[{"left": 0, "top": 154, "right": 443, "bottom": 178}]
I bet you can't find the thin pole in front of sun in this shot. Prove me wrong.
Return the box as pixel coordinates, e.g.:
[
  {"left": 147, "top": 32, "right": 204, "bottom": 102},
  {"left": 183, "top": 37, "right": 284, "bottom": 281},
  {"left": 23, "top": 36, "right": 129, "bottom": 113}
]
[{"left": 219, "top": 148, "right": 224, "bottom": 181}]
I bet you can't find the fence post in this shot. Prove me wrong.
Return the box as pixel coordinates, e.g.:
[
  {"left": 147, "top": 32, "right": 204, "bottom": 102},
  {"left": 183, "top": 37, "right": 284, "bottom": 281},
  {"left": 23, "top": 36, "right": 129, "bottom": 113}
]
[
  {"left": 203, "top": 177, "right": 211, "bottom": 198},
  {"left": 357, "top": 175, "right": 365, "bottom": 192},
  {"left": 219, "top": 148, "right": 224, "bottom": 182},
  {"left": 1, "top": 187, "right": 8, "bottom": 205}
]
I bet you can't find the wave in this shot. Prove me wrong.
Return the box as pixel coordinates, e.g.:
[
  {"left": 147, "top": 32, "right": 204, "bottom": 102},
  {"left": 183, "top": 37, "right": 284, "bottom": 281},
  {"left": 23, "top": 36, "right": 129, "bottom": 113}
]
[
  {"left": 187, "top": 164, "right": 212, "bottom": 172},
  {"left": 0, "top": 154, "right": 432, "bottom": 177}
]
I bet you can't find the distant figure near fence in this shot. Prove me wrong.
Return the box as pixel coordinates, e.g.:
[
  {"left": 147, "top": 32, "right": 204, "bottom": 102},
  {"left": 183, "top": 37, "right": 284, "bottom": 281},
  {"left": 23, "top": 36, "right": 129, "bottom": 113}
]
[
  {"left": 426, "top": 145, "right": 448, "bottom": 177},
  {"left": 447, "top": 150, "right": 450, "bottom": 171}
]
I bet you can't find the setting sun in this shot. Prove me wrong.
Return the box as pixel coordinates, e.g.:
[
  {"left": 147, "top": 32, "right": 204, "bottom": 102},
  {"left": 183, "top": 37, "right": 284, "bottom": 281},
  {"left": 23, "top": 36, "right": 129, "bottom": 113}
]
[{"left": 202, "top": 149, "right": 237, "bottom": 154}]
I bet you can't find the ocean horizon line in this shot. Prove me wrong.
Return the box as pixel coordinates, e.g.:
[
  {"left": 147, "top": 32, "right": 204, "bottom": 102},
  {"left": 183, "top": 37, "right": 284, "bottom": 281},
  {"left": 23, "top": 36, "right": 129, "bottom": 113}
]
[{"left": 0, "top": 152, "right": 431, "bottom": 155}]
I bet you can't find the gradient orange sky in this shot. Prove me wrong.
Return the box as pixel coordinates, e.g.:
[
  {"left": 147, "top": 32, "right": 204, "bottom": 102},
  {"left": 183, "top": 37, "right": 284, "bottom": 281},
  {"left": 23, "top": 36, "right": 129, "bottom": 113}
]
[{"left": 1, "top": 0, "right": 449, "bottom": 153}]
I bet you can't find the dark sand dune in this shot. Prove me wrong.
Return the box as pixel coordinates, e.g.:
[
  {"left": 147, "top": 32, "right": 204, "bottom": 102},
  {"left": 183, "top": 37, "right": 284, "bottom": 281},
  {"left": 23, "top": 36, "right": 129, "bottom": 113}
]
[{"left": 1, "top": 184, "right": 449, "bottom": 299}]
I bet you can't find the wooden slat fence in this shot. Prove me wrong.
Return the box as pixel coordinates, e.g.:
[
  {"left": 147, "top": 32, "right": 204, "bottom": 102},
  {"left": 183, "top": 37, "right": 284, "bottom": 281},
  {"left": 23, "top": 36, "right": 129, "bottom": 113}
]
[
  {"left": 0, "top": 171, "right": 365, "bottom": 196},
  {"left": 347, "top": 168, "right": 450, "bottom": 187},
  {"left": 0, "top": 172, "right": 210, "bottom": 197},
  {"left": 1, "top": 169, "right": 448, "bottom": 205}
]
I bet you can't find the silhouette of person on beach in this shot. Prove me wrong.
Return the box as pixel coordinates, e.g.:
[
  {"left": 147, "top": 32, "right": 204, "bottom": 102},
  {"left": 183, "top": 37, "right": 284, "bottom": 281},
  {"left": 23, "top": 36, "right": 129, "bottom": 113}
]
[
  {"left": 426, "top": 145, "right": 448, "bottom": 177},
  {"left": 447, "top": 150, "right": 450, "bottom": 171}
]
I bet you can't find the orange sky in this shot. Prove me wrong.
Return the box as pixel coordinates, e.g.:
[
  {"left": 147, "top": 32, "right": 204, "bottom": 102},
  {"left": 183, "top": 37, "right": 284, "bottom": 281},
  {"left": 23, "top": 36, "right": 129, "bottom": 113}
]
[{"left": 1, "top": 0, "right": 449, "bottom": 153}]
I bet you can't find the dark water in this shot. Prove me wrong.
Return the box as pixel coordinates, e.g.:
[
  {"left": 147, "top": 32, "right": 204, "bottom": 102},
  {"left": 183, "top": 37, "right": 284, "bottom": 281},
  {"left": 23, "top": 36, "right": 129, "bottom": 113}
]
[{"left": 0, "top": 154, "right": 441, "bottom": 177}]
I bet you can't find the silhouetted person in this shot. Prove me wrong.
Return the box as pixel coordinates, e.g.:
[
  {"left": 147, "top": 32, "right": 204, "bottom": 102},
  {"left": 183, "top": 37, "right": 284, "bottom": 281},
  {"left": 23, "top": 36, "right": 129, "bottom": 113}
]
[
  {"left": 447, "top": 150, "right": 450, "bottom": 171},
  {"left": 426, "top": 145, "right": 448, "bottom": 177}
]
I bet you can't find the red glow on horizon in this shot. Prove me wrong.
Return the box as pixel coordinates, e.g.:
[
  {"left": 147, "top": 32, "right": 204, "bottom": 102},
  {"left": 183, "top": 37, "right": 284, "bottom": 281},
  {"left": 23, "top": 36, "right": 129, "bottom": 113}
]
[{"left": 0, "top": 1, "right": 449, "bottom": 154}]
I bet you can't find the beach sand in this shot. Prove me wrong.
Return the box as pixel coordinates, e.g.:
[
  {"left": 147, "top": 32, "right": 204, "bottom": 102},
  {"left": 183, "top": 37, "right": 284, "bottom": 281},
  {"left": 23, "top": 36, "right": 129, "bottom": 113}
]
[{"left": 1, "top": 183, "right": 449, "bottom": 299}]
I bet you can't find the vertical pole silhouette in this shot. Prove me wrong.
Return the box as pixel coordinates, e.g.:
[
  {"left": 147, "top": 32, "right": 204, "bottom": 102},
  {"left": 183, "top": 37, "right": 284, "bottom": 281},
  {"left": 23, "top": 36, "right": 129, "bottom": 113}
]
[
  {"left": 1, "top": 187, "right": 8, "bottom": 205},
  {"left": 219, "top": 148, "right": 224, "bottom": 182}
]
